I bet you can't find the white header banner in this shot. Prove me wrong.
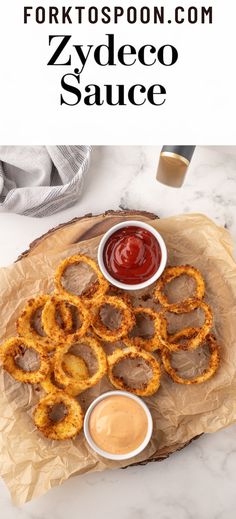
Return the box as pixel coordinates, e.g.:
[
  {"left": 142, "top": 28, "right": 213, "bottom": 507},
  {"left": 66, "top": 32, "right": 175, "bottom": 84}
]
[{"left": 0, "top": 0, "right": 235, "bottom": 144}]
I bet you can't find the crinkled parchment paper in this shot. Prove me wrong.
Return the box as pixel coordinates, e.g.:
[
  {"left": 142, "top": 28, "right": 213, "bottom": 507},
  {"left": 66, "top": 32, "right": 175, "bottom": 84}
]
[{"left": 0, "top": 214, "right": 236, "bottom": 505}]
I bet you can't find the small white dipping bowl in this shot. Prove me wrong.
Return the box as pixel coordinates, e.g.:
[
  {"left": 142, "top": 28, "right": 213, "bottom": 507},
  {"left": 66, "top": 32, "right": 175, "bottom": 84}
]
[
  {"left": 83, "top": 390, "right": 153, "bottom": 461},
  {"left": 97, "top": 220, "right": 167, "bottom": 291}
]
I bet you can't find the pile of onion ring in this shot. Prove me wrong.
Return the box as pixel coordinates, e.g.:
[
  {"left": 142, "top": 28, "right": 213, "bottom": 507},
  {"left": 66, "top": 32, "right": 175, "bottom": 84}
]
[{"left": 0, "top": 254, "right": 220, "bottom": 442}]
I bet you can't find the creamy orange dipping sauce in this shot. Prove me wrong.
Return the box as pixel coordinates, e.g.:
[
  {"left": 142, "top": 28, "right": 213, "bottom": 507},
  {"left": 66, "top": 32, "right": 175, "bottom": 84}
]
[{"left": 89, "top": 395, "right": 148, "bottom": 455}]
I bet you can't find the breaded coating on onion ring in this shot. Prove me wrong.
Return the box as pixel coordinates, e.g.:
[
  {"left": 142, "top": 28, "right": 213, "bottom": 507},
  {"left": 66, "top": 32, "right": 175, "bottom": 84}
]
[
  {"left": 157, "top": 300, "right": 213, "bottom": 352},
  {"left": 16, "top": 295, "right": 73, "bottom": 352},
  {"left": 107, "top": 345, "right": 161, "bottom": 396},
  {"left": 33, "top": 391, "right": 84, "bottom": 440},
  {"left": 161, "top": 332, "right": 220, "bottom": 384},
  {"left": 54, "top": 254, "right": 109, "bottom": 305},
  {"left": 54, "top": 336, "right": 107, "bottom": 396},
  {"left": 1, "top": 337, "right": 49, "bottom": 384},
  {"left": 41, "top": 354, "right": 89, "bottom": 394},
  {"left": 42, "top": 294, "right": 90, "bottom": 345},
  {"left": 154, "top": 265, "right": 205, "bottom": 313},
  {"left": 126, "top": 306, "right": 162, "bottom": 352},
  {"left": 91, "top": 295, "right": 135, "bottom": 342}
]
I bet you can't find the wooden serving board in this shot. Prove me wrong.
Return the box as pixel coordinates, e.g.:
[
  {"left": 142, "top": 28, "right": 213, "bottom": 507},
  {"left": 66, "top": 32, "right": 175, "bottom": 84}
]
[{"left": 17, "top": 209, "right": 200, "bottom": 466}]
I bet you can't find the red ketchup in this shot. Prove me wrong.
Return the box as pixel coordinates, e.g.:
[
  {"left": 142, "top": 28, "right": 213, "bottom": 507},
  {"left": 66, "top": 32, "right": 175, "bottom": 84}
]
[{"left": 103, "top": 226, "right": 162, "bottom": 284}]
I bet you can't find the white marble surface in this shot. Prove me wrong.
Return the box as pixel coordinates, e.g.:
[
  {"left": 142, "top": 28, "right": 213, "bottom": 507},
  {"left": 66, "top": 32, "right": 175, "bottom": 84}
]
[{"left": 0, "top": 145, "right": 236, "bottom": 517}]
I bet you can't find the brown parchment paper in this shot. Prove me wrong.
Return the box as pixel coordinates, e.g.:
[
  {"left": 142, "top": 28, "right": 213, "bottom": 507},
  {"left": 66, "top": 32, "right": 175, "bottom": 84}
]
[{"left": 1, "top": 213, "right": 236, "bottom": 505}]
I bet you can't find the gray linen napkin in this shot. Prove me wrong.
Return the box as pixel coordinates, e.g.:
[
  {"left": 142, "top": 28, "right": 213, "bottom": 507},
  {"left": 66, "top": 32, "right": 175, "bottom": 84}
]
[{"left": 0, "top": 145, "right": 91, "bottom": 217}]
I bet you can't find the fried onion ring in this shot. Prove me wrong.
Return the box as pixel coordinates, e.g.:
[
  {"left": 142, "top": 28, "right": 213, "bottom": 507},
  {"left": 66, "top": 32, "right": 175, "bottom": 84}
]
[
  {"left": 16, "top": 295, "right": 73, "bottom": 352},
  {"left": 154, "top": 265, "right": 205, "bottom": 313},
  {"left": 157, "top": 301, "right": 213, "bottom": 352},
  {"left": 41, "top": 358, "right": 63, "bottom": 394},
  {"left": 54, "top": 336, "right": 107, "bottom": 396},
  {"left": 161, "top": 333, "right": 220, "bottom": 384},
  {"left": 33, "top": 391, "right": 84, "bottom": 440},
  {"left": 41, "top": 354, "right": 89, "bottom": 394},
  {"left": 54, "top": 254, "right": 109, "bottom": 305},
  {"left": 58, "top": 302, "right": 74, "bottom": 333},
  {"left": 107, "top": 345, "right": 161, "bottom": 396},
  {"left": 127, "top": 307, "right": 162, "bottom": 352},
  {"left": 1, "top": 337, "right": 49, "bottom": 384},
  {"left": 169, "top": 327, "right": 200, "bottom": 343},
  {"left": 91, "top": 295, "right": 135, "bottom": 342},
  {"left": 41, "top": 294, "right": 90, "bottom": 345}
]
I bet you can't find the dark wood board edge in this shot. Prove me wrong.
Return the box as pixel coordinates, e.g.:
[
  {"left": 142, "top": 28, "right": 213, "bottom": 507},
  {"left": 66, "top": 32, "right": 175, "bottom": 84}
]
[
  {"left": 16, "top": 209, "right": 159, "bottom": 262},
  {"left": 124, "top": 434, "right": 203, "bottom": 468}
]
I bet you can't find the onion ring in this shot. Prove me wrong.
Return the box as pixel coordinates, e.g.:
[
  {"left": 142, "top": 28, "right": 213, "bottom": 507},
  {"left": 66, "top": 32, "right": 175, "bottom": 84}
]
[
  {"left": 33, "top": 391, "right": 84, "bottom": 440},
  {"left": 91, "top": 295, "right": 135, "bottom": 342},
  {"left": 127, "top": 306, "right": 162, "bottom": 352},
  {"left": 107, "top": 345, "right": 161, "bottom": 397},
  {"left": 161, "top": 333, "right": 220, "bottom": 384},
  {"left": 41, "top": 354, "right": 89, "bottom": 394},
  {"left": 58, "top": 302, "right": 74, "bottom": 333},
  {"left": 1, "top": 337, "right": 49, "bottom": 384},
  {"left": 54, "top": 254, "right": 109, "bottom": 305},
  {"left": 41, "top": 294, "right": 90, "bottom": 345},
  {"left": 154, "top": 265, "right": 205, "bottom": 313},
  {"left": 16, "top": 295, "right": 73, "bottom": 352},
  {"left": 54, "top": 336, "right": 107, "bottom": 396},
  {"left": 40, "top": 358, "right": 63, "bottom": 394},
  {"left": 169, "top": 327, "right": 200, "bottom": 343},
  {"left": 157, "top": 300, "right": 213, "bottom": 352}
]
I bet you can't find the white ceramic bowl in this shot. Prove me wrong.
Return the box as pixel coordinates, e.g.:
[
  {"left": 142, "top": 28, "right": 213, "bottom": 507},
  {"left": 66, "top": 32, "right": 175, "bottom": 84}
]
[
  {"left": 83, "top": 390, "right": 153, "bottom": 461},
  {"left": 98, "top": 220, "right": 167, "bottom": 291}
]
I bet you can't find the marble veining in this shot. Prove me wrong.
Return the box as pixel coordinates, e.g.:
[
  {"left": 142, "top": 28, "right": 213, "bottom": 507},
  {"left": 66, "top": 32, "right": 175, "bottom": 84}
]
[{"left": 0, "top": 145, "right": 236, "bottom": 517}]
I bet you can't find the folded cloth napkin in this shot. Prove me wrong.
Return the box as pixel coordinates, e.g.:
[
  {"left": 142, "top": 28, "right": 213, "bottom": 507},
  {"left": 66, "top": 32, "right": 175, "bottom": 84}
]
[{"left": 0, "top": 145, "right": 91, "bottom": 217}]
